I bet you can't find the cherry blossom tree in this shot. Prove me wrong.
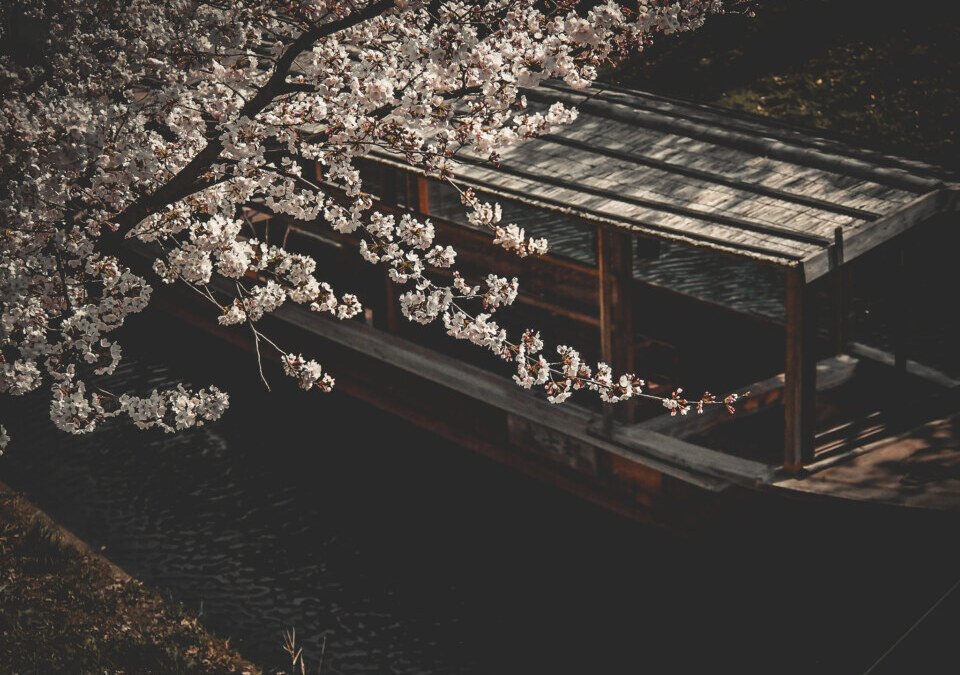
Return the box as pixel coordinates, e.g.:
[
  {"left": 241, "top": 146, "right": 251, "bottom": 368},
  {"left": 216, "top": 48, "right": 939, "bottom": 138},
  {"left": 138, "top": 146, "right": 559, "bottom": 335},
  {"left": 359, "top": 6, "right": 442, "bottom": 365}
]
[{"left": 0, "top": 0, "right": 743, "bottom": 452}]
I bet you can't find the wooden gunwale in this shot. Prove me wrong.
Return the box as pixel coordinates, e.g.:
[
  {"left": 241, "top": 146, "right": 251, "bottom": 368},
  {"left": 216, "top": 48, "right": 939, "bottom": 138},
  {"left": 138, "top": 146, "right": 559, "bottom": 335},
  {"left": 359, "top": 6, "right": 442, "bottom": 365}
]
[
  {"left": 596, "top": 422, "right": 778, "bottom": 486},
  {"left": 189, "top": 271, "right": 732, "bottom": 492},
  {"left": 146, "top": 282, "right": 722, "bottom": 524},
  {"left": 266, "top": 303, "right": 741, "bottom": 488}
]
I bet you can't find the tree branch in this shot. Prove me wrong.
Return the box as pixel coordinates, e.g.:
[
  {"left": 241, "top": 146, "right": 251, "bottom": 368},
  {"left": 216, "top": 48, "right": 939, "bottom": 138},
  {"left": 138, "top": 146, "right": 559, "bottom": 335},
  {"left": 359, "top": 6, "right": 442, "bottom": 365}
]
[{"left": 105, "top": 0, "right": 396, "bottom": 242}]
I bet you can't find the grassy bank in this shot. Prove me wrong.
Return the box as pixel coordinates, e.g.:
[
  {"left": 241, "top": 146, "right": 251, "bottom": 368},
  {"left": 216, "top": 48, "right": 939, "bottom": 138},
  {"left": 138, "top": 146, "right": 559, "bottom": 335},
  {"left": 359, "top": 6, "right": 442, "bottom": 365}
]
[
  {"left": 0, "top": 483, "right": 260, "bottom": 674},
  {"left": 605, "top": 0, "right": 958, "bottom": 169}
]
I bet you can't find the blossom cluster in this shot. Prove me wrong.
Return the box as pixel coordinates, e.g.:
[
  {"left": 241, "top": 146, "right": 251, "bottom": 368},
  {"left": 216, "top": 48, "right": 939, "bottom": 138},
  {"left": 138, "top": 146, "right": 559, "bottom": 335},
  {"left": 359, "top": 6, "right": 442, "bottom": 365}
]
[
  {"left": 282, "top": 353, "right": 335, "bottom": 391},
  {"left": 48, "top": 378, "right": 229, "bottom": 435},
  {"left": 1, "top": 0, "right": 730, "bottom": 446},
  {"left": 459, "top": 188, "right": 549, "bottom": 257}
]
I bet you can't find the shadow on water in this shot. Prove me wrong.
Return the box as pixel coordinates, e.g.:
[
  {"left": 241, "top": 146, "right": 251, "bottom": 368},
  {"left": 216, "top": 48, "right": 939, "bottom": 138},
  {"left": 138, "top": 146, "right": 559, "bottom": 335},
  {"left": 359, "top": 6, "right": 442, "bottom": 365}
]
[{"left": 2, "top": 309, "right": 960, "bottom": 674}]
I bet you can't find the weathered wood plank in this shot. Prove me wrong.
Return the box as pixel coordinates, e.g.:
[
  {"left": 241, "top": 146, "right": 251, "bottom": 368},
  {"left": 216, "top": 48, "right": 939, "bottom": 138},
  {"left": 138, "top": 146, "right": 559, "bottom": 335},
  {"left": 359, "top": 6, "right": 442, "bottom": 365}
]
[
  {"left": 598, "top": 421, "right": 778, "bottom": 484},
  {"left": 368, "top": 150, "right": 802, "bottom": 264},
  {"left": 262, "top": 292, "right": 729, "bottom": 491},
  {"left": 538, "top": 134, "right": 882, "bottom": 221},
  {"left": 526, "top": 107, "right": 929, "bottom": 219},
  {"left": 848, "top": 342, "right": 960, "bottom": 390},
  {"left": 640, "top": 353, "right": 860, "bottom": 440},
  {"left": 527, "top": 86, "right": 943, "bottom": 194},
  {"left": 507, "top": 414, "right": 599, "bottom": 475},
  {"left": 546, "top": 81, "right": 950, "bottom": 184},
  {"left": 803, "top": 189, "right": 951, "bottom": 281},
  {"left": 462, "top": 154, "right": 837, "bottom": 247}
]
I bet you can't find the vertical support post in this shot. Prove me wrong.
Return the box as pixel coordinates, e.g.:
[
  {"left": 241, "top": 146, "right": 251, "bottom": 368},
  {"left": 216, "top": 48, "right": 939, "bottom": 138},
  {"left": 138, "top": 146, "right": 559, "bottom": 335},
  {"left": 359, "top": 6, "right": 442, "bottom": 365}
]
[
  {"left": 416, "top": 176, "right": 430, "bottom": 214},
  {"left": 894, "top": 244, "right": 908, "bottom": 374},
  {"left": 598, "top": 227, "right": 635, "bottom": 432},
  {"left": 784, "top": 267, "right": 817, "bottom": 472},
  {"left": 829, "top": 227, "right": 849, "bottom": 356}
]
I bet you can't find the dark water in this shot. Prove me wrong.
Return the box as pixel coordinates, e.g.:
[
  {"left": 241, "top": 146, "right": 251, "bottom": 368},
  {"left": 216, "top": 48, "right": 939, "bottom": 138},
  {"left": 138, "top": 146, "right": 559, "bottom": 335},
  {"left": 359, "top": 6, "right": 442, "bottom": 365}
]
[{"left": 3, "top": 312, "right": 960, "bottom": 674}]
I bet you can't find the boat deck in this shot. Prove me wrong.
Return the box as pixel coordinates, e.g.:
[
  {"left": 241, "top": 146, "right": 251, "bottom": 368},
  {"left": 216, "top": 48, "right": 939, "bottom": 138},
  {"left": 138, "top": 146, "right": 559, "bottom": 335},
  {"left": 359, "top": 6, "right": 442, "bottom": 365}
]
[
  {"left": 633, "top": 348, "right": 960, "bottom": 507},
  {"left": 775, "top": 413, "right": 960, "bottom": 510}
]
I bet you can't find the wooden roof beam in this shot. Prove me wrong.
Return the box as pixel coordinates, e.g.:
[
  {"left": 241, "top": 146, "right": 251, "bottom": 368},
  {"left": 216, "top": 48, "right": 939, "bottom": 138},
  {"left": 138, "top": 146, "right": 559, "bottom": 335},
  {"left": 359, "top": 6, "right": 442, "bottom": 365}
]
[{"left": 801, "top": 187, "right": 960, "bottom": 283}]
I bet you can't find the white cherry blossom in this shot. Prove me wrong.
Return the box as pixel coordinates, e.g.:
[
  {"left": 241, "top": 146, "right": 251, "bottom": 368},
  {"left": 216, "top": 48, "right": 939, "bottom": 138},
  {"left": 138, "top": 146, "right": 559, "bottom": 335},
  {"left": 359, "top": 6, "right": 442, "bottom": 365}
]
[{"left": 0, "top": 0, "right": 740, "bottom": 448}]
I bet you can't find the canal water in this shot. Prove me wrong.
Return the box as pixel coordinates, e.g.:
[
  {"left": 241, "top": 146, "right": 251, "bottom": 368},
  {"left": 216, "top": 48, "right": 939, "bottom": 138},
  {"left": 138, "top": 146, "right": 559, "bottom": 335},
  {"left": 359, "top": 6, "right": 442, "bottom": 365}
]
[{"left": 2, "top": 310, "right": 959, "bottom": 674}]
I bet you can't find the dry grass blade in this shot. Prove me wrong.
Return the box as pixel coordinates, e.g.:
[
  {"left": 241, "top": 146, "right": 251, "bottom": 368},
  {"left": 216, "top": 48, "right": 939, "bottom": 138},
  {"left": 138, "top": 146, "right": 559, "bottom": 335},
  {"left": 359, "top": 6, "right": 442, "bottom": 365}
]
[{"left": 282, "top": 627, "right": 307, "bottom": 674}]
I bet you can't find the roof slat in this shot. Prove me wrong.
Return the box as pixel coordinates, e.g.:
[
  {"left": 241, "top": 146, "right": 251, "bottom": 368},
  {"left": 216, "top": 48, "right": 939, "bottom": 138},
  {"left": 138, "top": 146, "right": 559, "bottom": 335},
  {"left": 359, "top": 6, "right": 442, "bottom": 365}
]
[
  {"left": 437, "top": 159, "right": 806, "bottom": 261},
  {"left": 556, "top": 80, "right": 954, "bottom": 183},
  {"left": 555, "top": 115, "right": 917, "bottom": 214},
  {"left": 461, "top": 156, "right": 834, "bottom": 248},
  {"left": 527, "top": 87, "right": 943, "bottom": 194},
  {"left": 538, "top": 133, "right": 881, "bottom": 221}
]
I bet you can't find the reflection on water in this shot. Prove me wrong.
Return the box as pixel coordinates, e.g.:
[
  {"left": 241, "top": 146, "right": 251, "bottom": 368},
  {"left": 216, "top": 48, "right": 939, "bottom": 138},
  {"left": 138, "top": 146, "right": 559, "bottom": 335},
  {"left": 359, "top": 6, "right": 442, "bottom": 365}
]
[{"left": 2, "top": 314, "right": 959, "bottom": 674}]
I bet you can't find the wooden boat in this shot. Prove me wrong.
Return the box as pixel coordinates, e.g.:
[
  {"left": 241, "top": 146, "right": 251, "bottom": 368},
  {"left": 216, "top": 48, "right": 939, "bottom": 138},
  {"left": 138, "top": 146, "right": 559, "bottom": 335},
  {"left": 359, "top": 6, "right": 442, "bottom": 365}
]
[{"left": 147, "top": 83, "right": 960, "bottom": 525}]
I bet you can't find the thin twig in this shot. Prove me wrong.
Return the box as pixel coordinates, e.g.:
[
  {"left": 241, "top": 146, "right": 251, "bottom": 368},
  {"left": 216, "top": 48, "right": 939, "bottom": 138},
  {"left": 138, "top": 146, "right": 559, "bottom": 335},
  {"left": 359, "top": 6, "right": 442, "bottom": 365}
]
[{"left": 237, "top": 281, "right": 271, "bottom": 391}]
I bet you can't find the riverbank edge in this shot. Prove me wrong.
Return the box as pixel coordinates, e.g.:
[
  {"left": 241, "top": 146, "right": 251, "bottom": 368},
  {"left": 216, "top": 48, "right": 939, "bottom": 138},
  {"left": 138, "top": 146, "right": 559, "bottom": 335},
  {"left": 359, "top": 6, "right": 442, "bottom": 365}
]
[{"left": 0, "top": 478, "right": 263, "bottom": 673}]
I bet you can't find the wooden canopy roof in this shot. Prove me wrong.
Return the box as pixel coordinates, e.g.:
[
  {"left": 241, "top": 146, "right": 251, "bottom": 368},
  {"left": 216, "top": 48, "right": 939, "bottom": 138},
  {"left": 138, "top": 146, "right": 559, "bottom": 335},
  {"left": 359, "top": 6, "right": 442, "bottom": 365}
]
[{"left": 367, "top": 81, "right": 958, "bottom": 283}]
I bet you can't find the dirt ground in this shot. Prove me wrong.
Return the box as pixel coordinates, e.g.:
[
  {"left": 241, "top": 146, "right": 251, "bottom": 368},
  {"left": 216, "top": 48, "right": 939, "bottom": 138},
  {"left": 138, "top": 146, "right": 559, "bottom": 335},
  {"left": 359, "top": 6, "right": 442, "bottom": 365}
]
[{"left": 0, "top": 482, "right": 261, "bottom": 674}]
